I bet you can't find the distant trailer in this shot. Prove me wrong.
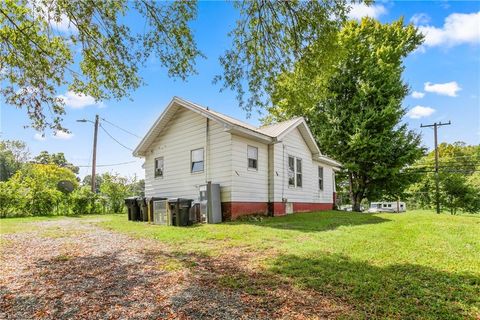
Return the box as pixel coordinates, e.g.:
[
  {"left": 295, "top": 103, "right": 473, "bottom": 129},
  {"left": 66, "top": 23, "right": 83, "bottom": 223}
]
[{"left": 368, "top": 201, "right": 406, "bottom": 213}]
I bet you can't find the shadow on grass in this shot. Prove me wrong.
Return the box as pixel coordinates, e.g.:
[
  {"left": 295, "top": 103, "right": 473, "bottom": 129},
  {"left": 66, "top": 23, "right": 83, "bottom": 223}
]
[
  {"left": 233, "top": 211, "right": 391, "bottom": 233},
  {"left": 268, "top": 253, "right": 480, "bottom": 319}
]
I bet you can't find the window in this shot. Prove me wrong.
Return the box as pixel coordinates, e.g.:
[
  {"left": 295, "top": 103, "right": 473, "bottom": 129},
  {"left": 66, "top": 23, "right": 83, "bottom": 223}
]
[
  {"left": 296, "top": 158, "right": 302, "bottom": 187},
  {"left": 288, "top": 156, "right": 295, "bottom": 186},
  {"left": 288, "top": 156, "right": 302, "bottom": 187},
  {"left": 191, "top": 148, "right": 204, "bottom": 173},
  {"left": 154, "top": 157, "right": 164, "bottom": 178},
  {"left": 318, "top": 166, "right": 324, "bottom": 190},
  {"left": 247, "top": 145, "right": 258, "bottom": 169}
]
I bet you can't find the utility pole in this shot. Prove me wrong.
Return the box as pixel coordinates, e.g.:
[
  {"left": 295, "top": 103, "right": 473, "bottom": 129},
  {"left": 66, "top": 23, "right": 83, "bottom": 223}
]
[
  {"left": 77, "top": 115, "right": 99, "bottom": 193},
  {"left": 420, "top": 121, "right": 451, "bottom": 214},
  {"left": 91, "top": 115, "right": 99, "bottom": 193}
]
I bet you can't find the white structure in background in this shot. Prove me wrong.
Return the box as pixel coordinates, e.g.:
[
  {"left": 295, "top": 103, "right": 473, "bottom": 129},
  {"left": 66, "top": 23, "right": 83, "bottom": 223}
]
[{"left": 368, "top": 202, "right": 407, "bottom": 213}]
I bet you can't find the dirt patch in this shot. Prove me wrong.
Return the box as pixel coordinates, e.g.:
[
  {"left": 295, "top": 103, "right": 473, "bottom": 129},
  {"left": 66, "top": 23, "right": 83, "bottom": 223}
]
[{"left": 1, "top": 218, "right": 352, "bottom": 319}]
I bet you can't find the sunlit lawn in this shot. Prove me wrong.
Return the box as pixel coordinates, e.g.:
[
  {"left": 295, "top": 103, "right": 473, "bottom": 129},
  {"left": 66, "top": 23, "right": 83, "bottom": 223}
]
[{"left": 2, "top": 210, "right": 479, "bottom": 319}]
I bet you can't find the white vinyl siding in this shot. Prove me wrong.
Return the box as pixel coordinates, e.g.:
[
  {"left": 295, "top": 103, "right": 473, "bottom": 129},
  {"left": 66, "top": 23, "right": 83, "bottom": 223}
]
[
  {"left": 144, "top": 108, "right": 232, "bottom": 201},
  {"left": 231, "top": 135, "right": 268, "bottom": 202},
  {"left": 271, "top": 128, "right": 334, "bottom": 203}
]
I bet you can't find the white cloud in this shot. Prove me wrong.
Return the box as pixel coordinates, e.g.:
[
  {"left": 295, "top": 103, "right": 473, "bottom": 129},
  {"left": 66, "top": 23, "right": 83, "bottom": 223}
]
[
  {"left": 407, "top": 106, "right": 436, "bottom": 119},
  {"left": 53, "top": 131, "right": 74, "bottom": 140},
  {"left": 49, "top": 14, "right": 77, "bottom": 33},
  {"left": 348, "top": 3, "right": 387, "bottom": 20},
  {"left": 418, "top": 11, "right": 480, "bottom": 48},
  {"left": 34, "top": 133, "right": 46, "bottom": 141},
  {"left": 410, "top": 13, "right": 431, "bottom": 25},
  {"left": 58, "top": 91, "right": 99, "bottom": 109},
  {"left": 424, "top": 81, "right": 461, "bottom": 97},
  {"left": 27, "top": 1, "right": 77, "bottom": 33},
  {"left": 411, "top": 91, "right": 425, "bottom": 99}
]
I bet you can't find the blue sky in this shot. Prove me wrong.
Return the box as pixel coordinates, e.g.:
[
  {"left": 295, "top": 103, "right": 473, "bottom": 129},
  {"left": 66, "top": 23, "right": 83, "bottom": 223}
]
[{"left": 1, "top": 1, "right": 479, "bottom": 179}]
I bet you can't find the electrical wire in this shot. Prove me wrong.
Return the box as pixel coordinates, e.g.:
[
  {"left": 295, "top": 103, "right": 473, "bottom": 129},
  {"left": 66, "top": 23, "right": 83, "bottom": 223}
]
[
  {"left": 100, "top": 117, "right": 142, "bottom": 139},
  {"left": 99, "top": 124, "right": 134, "bottom": 151},
  {"left": 77, "top": 160, "right": 137, "bottom": 168}
]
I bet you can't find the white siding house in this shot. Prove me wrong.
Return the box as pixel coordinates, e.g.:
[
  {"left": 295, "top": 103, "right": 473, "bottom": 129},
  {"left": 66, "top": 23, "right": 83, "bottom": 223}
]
[{"left": 134, "top": 97, "right": 341, "bottom": 220}]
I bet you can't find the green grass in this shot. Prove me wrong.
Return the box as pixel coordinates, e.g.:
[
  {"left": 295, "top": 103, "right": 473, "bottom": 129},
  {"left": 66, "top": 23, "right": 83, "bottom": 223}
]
[
  {"left": 97, "top": 210, "right": 480, "bottom": 319},
  {"left": 2, "top": 210, "right": 479, "bottom": 319}
]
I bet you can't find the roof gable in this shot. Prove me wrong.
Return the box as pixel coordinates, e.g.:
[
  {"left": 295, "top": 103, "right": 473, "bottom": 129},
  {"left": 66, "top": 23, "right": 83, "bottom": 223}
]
[{"left": 133, "top": 97, "right": 340, "bottom": 168}]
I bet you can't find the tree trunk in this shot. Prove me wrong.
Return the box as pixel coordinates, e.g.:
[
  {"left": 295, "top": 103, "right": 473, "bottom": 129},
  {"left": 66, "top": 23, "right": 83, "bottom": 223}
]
[{"left": 352, "top": 193, "right": 363, "bottom": 212}]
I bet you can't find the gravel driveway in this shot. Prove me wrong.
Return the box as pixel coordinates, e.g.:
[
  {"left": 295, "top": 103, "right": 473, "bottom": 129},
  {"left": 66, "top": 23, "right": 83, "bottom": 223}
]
[{"left": 0, "top": 218, "right": 351, "bottom": 319}]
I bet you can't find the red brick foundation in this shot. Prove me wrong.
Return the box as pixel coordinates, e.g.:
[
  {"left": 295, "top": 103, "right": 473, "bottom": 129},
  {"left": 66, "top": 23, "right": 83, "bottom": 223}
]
[
  {"left": 221, "top": 201, "right": 333, "bottom": 220},
  {"left": 293, "top": 202, "right": 334, "bottom": 212},
  {"left": 221, "top": 202, "right": 269, "bottom": 221}
]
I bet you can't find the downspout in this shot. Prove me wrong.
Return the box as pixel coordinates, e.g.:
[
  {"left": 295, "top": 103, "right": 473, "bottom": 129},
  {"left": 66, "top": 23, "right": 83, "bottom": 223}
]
[
  {"left": 282, "top": 144, "right": 285, "bottom": 201},
  {"left": 205, "top": 109, "right": 209, "bottom": 183}
]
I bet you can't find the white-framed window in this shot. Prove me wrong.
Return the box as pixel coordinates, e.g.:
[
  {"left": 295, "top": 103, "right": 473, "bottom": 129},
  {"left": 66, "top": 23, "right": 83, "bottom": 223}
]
[
  {"left": 191, "top": 148, "right": 204, "bottom": 173},
  {"left": 296, "top": 158, "right": 302, "bottom": 187},
  {"left": 288, "top": 155, "right": 302, "bottom": 187},
  {"left": 154, "top": 157, "right": 164, "bottom": 178},
  {"left": 247, "top": 145, "right": 258, "bottom": 170},
  {"left": 318, "top": 166, "right": 324, "bottom": 190}
]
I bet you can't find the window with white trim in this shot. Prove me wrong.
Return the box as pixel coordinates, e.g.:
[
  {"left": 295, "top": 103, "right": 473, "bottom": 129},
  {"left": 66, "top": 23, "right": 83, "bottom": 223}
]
[
  {"left": 288, "top": 156, "right": 302, "bottom": 187},
  {"left": 154, "top": 157, "right": 164, "bottom": 178},
  {"left": 247, "top": 145, "right": 258, "bottom": 169},
  {"left": 296, "top": 158, "right": 302, "bottom": 187},
  {"left": 191, "top": 148, "right": 204, "bottom": 173},
  {"left": 318, "top": 166, "right": 324, "bottom": 190}
]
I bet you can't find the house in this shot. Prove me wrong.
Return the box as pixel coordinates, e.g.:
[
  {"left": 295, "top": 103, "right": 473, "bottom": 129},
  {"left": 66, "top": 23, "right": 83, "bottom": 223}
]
[{"left": 133, "top": 97, "right": 341, "bottom": 220}]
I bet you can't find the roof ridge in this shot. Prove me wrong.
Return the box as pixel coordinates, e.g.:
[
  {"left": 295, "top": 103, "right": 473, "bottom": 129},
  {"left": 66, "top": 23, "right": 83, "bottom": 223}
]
[{"left": 257, "top": 116, "right": 303, "bottom": 129}]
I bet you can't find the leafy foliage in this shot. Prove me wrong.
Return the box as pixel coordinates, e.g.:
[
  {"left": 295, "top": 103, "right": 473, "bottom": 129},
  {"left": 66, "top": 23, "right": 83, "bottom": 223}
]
[
  {"left": 267, "top": 18, "right": 425, "bottom": 211},
  {"left": 216, "top": 0, "right": 353, "bottom": 115},
  {"left": 406, "top": 142, "right": 480, "bottom": 213},
  {"left": 69, "top": 186, "right": 103, "bottom": 215},
  {"left": 99, "top": 172, "right": 133, "bottom": 213},
  {"left": 1, "top": 0, "right": 364, "bottom": 131},
  {"left": 33, "top": 150, "right": 79, "bottom": 174},
  {"left": 9, "top": 163, "right": 78, "bottom": 216},
  {"left": 0, "top": 0, "right": 201, "bottom": 131},
  {"left": 0, "top": 139, "right": 30, "bottom": 181}
]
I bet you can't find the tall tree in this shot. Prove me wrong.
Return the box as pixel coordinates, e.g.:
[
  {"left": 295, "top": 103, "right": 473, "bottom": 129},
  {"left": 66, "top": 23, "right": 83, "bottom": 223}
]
[
  {"left": 268, "top": 18, "right": 425, "bottom": 211},
  {"left": 1, "top": 0, "right": 358, "bottom": 131},
  {"left": 0, "top": 139, "right": 29, "bottom": 181},
  {"left": 33, "top": 151, "right": 79, "bottom": 174}
]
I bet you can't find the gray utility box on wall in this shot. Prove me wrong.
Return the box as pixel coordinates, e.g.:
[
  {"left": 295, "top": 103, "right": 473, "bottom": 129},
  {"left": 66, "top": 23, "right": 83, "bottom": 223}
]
[{"left": 199, "top": 182, "right": 222, "bottom": 224}]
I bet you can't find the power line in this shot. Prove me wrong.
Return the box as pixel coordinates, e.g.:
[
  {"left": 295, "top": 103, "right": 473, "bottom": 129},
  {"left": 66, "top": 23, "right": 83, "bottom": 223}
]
[
  {"left": 77, "top": 160, "right": 137, "bottom": 168},
  {"left": 99, "top": 124, "right": 134, "bottom": 151},
  {"left": 100, "top": 117, "right": 142, "bottom": 139}
]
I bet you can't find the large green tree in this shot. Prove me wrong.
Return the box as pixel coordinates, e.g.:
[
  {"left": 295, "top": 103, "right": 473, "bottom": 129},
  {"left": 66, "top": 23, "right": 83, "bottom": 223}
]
[
  {"left": 268, "top": 18, "right": 425, "bottom": 211},
  {"left": 1, "top": 0, "right": 359, "bottom": 131},
  {"left": 33, "top": 150, "right": 79, "bottom": 174}
]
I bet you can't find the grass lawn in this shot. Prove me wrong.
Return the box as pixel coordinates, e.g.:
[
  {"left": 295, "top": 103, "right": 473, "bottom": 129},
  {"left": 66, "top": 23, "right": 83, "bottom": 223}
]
[{"left": 2, "top": 210, "right": 480, "bottom": 319}]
